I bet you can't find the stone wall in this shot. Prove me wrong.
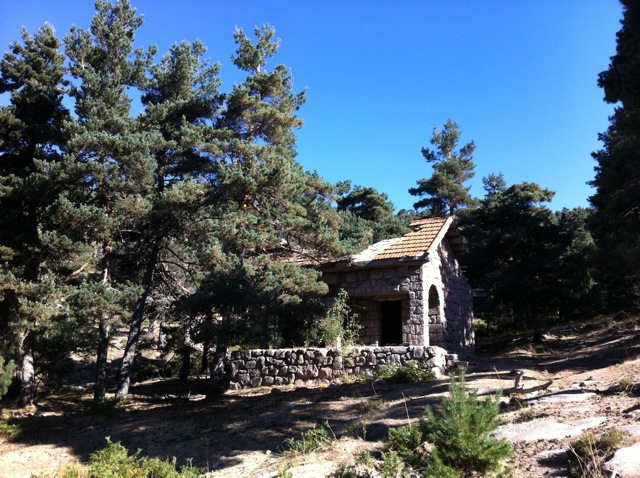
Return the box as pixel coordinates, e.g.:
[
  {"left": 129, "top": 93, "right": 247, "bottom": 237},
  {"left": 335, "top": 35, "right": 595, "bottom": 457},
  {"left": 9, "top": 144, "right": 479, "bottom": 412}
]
[
  {"left": 429, "top": 241, "right": 475, "bottom": 353},
  {"left": 228, "top": 345, "right": 459, "bottom": 390}
]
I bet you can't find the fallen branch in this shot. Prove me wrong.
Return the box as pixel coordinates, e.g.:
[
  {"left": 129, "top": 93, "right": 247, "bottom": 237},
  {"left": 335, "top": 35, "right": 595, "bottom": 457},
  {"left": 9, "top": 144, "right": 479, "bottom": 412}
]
[{"left": 476, "top": 371, "right": 552, "bottom": 396}]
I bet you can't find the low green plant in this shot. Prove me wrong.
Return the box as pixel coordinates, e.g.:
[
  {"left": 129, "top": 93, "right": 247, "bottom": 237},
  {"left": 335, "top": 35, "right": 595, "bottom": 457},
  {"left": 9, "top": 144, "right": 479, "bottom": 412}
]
[
  {"left": 81, "top": 398, "right": 120, "bottom": 418},
  {"left": 568, "top": 428, "right": 635, "bottom": 478},
  {"left": 0, "top": 355, "right": 16, "bottom": 399},
  {"left": 0, "top": 419, "right": 21, "bottom": 441},
  {"left": 337, "top": 373, "right": 368, "bottom": 385},
  {"left": 344, "top": 420, "right": 368, "bottom": 439},
  {"left": 358, "top": 397, "right": 385, "bottom": 414},
  {"left": 377, "top": 450, "right": 409, "bottom": 478},
  {"left": 618, "top": 376, "right": 636, "bottom": 394},
  {"left": 303, "top": 289, "right": 361, "bottom": 348},
  {"left": 385, "top": 371, "right": 512, "bottom": 477},
  {"left": 283, "top": 422, "right": 336, "bottom": 455},
  {"left": 277, "top": 460, "right": 294, "bottom": 478},
  {"left": 329, "top": 462, "right": 375, "bottom": 478},
  {"left": 329, "top": 452, "right": 377, "bottom": 478},
  {"left": 375, "top": 360, "right": 435, "bottom": 383},
  {"left": 77, "top": 439, "right": 200, "bottom": 478}
]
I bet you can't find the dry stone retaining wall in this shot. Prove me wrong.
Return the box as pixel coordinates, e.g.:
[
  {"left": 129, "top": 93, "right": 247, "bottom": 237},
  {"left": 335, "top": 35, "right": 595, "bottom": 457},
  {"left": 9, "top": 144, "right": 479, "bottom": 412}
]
[{"left": 228, "top": 345, "right": 458, "bottom": 390}]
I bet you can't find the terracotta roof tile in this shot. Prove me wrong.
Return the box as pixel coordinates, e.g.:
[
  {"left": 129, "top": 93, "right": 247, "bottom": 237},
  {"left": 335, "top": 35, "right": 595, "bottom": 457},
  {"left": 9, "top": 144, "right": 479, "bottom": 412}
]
[{"left": 373, "top": 217, "right": 449, "bottom": 260}]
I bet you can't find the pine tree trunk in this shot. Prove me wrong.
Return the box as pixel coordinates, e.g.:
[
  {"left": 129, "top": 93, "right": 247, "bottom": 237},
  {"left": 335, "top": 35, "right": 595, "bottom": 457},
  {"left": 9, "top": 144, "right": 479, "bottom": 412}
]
[
  {"left": 179, "top": 322, "right": 192, "bottom": 382},
  {"left": 205, "top": 341, "right": 230, "bottom": 400},
  {"left": 158, "top": 315, "right": 166, "bottom": 350},
  {"left": 201, "top": 340, "right": 210, "bottom": 375},
  {"left": 201, "top": 315, "right": 212, "bottom": 374},
  {"left": 116, "top": 240, "right": 160, "bottom": 398},
  {"left": 18, "top": 330, "right": 36, "bottom": 407},
  {"left": 180, "top": 345, "right": 192, "bottom": 383},
  {"left": 93, "top": 315, "right": 110, "bottom": 403}
]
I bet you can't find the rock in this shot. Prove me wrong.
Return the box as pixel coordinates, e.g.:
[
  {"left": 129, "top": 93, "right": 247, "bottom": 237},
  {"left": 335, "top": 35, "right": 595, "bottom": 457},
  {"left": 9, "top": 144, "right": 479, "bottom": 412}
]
[
  {"left": 602, "top": 442, "right": 640, "bottom": 478},
  {"left": 536, "top": 449, "right": 568, "bottom": 462},
  {"left": 492, "top": 417, "right": 606, "bottom": 442},
  {"left": 227, "top": 401, "right": 250, "bottom": 411},
  {"left": 620, "top": 424, "right": 640, "bottom": 436},
  {"left": 528, "top": 390, "right": 596, "bottom": 406}
]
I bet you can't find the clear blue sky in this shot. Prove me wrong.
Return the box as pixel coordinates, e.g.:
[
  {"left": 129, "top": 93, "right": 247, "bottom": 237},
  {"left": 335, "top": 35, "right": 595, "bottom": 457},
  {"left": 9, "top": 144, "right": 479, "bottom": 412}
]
[{"left": 1, "top": 1, "right": 623, "bottom": 212}]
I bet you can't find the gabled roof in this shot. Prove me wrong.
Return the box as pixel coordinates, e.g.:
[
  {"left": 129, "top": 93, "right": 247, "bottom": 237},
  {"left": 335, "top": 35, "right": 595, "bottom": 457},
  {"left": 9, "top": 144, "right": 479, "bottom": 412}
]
[
  {"left": 345, "top": 216, "right": 465, "bottom": 267},
  {"left": 374, "top": 217, "right": 450, "bottom": 260}
]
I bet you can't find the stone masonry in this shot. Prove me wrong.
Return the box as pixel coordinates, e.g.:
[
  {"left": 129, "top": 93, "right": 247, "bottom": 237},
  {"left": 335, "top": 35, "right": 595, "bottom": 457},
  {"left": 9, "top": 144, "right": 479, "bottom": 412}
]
[
  {"left": 228, "top": 345, "right": 459, "bottom": 390},
  {"left": 321, "top": 238, "right": 474, "bottom": 355}
]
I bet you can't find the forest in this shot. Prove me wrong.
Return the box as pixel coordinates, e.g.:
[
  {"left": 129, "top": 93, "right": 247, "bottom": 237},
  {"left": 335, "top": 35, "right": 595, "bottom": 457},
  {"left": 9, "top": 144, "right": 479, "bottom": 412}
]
[{"left": 0, "top": 0, "right": 638, "bottom": 410}]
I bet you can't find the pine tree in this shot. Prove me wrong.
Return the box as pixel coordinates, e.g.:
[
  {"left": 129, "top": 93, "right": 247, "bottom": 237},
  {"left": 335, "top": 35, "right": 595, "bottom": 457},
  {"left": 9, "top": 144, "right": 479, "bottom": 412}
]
[
  {"left": 0, "top": 24, "right": 71, "bottom": 406},
  {"left": 115, "top": 39, "right": 223, "bottom": 397},
  {"left": 458, "top": 176, "right": 561, "bottom": 340},
  {"left": 63, "top": 0, "right": 156, "bottom": 402},
  {"left": 196, "top": 26, "right": 343, "bottom": 399},
  {"left": 409, "top": 119, "right": 476, "bottom": 217},
  {"left": 598, "top": 0, "right": 640, "bottom": 139},
  {"left": 589, "top": 0, "right": 640, "bottom": 309}
]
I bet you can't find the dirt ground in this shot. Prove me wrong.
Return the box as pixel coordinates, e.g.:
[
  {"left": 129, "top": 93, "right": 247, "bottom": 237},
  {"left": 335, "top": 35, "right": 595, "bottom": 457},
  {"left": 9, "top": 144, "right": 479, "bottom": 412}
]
[{"left": 1, "top": 318, "right": 639, "bottom": 478}]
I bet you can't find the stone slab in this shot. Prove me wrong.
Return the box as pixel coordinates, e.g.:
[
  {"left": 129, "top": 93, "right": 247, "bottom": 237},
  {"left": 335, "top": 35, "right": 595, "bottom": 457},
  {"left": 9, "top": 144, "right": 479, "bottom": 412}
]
[
  {"left": 620, "top": 424, "right": 640, "bottom": 436},
  {"left": 602, "top": 442, "right": 640, "bottom": 478},
  {"left": 528, "top": 390, "right": 597, "bottom": 405},
  {"left": 492, "top": 417, "right": 607, "bottom": 442}
]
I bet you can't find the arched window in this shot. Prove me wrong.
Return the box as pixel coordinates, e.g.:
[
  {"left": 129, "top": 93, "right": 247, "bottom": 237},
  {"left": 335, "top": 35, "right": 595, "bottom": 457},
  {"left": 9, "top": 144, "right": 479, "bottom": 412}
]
[{"left": 428, "top": 285, "right": 440, "bottom": 324}]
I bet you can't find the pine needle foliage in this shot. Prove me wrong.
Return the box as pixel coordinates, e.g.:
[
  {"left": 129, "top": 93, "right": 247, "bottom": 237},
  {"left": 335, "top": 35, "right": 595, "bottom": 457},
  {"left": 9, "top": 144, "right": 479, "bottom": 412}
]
[
  {"left": 0, "top": 356, "right": 16, "bottom": 399},
  {"left": 386, "top": 371, "right": 512, "bottom": 477}
]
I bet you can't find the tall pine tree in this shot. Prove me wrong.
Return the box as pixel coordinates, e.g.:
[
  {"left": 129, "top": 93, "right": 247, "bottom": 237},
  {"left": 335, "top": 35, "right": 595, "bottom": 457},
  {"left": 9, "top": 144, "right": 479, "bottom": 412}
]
[
  {"left": 63, "top": 0, "right": 156, "bottom": 402},
  {"left": 195, "top": 26, "right": 343, "bottom": 398},
  {"left": 115, "top": 39, "right": 223, "bottom": 397},
  {"left": 0, "top": 24, "right": 71, "bottom": 406},
  {"left": 409, "top": 119, "right": 476, "bottom": 217},
  {"left": 589, "top": 0, "right": 640, "bottom": 309}
]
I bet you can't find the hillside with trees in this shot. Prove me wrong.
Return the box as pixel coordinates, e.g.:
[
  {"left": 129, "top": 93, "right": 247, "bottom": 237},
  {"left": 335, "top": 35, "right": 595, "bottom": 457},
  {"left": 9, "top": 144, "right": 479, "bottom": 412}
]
[
  {"left": 0, "top": 1, "right": 640, "bottom": 476},
  {"left": 0, "top": 0, "right": 638, "bottom": 407}
]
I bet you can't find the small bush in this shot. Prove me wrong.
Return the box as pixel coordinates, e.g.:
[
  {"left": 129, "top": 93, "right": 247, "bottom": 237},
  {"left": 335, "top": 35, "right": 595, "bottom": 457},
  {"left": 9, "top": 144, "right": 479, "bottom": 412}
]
[
  {"left": 45, "top": 439, "right": 200, "bottom": 478},
  {"left": 82, "top": 398, "right": 120, "bottom": 418},
  {"left": 568, "top": 428, "right": 635, "bottom": 478},
  {"left": 358, "top": 397, "right": 385, "bottom": 414},
  {"left": 344, "top": 420, "right": 368, "bottom": 439},
  {"left": 0, "top": 355, "right": 16, "bottom": 399},
  {"left": 0, "top": 419, "right": 21, "bottom": 441},
  {"left": 618, "top": 376, "right": 636, "bottom": 394},
  {"left": 283, "top": 422, "right": 336, "bottom": 455},
  {"left": 329, "top": 452, "right": 378, "bottom": 478},
  {"left": 303, "top": 289, "right": 361, "bottom": 348},
  {"left": 375, "top": 361, "right": 435, "bottom": 383},
  {"left": 385, "top": 371, "right": 512, "bottom": 477}
]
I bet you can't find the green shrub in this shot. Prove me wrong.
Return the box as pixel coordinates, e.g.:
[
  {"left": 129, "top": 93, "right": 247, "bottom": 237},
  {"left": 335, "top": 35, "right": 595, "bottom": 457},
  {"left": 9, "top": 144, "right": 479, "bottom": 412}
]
[
  {"left": 0, "top": 355, "right": 16, "bottom": 399},
  {"left": 375, "top": 361, "right": 435, "bottom": 383},
  {"left": 303, "top": 289, "right": 361, "bottom": 347},
  {"left": 0, "top": 419, "right": 21, "bottom": 441},
  {"left": 44, "top": 439, "right": 201, "bottom": 478},
  {"left": 85, "top": 439, "right": 200, "bottom": 478},
  {"left": 568, "top": 428, "right": 635, "bottom": 478},
  {"left": 81, "top": 398, "right": 120, "bottom": 418},
  {"left": 283, "top": 422, "right": 336, "bottom": 455},
  {"left": 385, "top": 371, "right": 512, "bottom": 477}
]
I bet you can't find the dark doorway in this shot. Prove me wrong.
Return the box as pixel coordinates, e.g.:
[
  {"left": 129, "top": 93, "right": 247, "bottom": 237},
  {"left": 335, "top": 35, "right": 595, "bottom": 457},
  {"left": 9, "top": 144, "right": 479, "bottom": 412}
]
[{"left": 380, "top": 300, "right": 403, "bottom": 345}]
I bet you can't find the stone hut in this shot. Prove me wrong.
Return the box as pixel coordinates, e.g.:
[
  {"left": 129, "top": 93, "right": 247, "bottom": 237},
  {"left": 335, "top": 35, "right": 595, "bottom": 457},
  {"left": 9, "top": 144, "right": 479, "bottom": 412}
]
[{"left": 320, "top": 217, "right": 474, "bottom": 355}]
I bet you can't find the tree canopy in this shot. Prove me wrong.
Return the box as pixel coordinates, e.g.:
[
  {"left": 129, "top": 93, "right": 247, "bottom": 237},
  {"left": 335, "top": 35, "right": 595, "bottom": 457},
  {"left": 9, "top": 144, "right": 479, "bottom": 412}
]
[
  {"left": 409, "top": 119, "right": 476, "bottom": 217},
  {"left": 589, "top": 0, "right": 640, "bottom": 309}
]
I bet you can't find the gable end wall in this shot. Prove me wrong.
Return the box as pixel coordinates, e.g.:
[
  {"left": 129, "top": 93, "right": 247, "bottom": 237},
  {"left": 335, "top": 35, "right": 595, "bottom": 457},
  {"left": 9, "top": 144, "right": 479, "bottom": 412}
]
[{"left": 422, "top": 238, "right": 474, "bottom": 353}]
